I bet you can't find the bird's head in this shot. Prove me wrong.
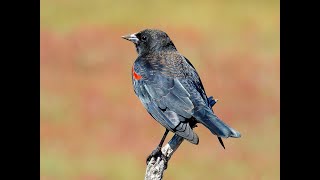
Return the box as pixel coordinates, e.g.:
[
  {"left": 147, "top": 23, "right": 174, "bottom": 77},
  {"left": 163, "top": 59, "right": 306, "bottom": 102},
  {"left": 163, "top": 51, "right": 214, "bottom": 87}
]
[{"left": 122, "top": 29, "right": 176, "bottom": 55}]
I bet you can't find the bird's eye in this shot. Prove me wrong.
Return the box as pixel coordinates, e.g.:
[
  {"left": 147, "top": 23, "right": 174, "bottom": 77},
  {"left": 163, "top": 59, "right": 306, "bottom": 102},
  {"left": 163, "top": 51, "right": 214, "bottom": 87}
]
[{"left": 141, "top": 36, "right": 147, "bottom": 42}]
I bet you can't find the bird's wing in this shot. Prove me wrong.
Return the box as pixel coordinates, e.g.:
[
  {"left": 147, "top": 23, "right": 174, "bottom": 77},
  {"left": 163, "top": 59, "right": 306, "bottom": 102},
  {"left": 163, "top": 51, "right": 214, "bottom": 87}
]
[
  {"left": 133, "top": 58, "right": 200, "bottom": 143},
  {"left": 134, "top": 54, "right": 211, "bottom": 126}
]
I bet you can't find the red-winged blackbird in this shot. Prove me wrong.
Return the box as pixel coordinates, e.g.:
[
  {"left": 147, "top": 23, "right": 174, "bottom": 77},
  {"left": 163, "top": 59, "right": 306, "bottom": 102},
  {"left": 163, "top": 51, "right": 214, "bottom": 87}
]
[{"left": 122, "top": 29, "right": 241, "bottom": 164}]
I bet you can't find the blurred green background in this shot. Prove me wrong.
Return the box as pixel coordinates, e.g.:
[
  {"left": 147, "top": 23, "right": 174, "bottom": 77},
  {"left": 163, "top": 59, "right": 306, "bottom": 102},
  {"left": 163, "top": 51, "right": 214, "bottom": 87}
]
[{"left": 40, "top": 0, "right": 279, "bottom": 179}]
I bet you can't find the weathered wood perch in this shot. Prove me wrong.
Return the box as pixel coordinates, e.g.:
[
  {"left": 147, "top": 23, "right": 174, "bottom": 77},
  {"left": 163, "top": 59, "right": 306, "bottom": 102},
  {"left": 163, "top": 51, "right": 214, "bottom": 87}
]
[{"left": 144, "top": 96, "right": 218, "bottom": 180}]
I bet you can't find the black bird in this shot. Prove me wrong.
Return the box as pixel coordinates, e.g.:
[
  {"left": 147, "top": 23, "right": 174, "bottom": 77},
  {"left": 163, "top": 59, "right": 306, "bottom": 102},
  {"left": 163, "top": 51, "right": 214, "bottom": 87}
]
[{"left": 122, "top": 29, "right": 241, "bottom": 165}]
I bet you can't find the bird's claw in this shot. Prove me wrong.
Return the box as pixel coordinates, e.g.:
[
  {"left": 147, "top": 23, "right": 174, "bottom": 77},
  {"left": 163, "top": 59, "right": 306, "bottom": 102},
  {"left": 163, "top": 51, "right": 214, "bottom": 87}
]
[{"left": 146, "top": 146, "right": 169, "bottom": 170}]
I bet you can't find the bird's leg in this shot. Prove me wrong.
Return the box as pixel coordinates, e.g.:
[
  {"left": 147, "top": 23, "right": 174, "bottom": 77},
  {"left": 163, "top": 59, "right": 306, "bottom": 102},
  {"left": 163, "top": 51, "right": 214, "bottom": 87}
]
[
  {"left": 158, "top": 129, "right": 169, "bottom": 148},
  {"left": 146, "top": 129, "right": 169, "bottom": 169}
]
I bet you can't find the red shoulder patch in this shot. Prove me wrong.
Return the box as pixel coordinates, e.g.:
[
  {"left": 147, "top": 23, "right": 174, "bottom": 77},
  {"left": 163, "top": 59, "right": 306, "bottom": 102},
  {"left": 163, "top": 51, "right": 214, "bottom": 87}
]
[{"left": 132, "top": 66, "right": 142, "bottom": 80}]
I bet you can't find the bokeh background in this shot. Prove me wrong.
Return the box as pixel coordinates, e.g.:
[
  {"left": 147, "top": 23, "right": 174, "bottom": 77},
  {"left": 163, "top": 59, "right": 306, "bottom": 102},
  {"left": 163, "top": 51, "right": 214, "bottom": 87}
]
[{"left": 40, "top": 0, "right": 279, "bottom": 179}]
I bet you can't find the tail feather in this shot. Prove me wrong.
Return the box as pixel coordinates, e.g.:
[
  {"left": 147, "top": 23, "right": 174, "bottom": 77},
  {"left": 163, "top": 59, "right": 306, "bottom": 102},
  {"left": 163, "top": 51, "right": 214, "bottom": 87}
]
[{"left": 194, "top": 107, "right": 241, "bottom": 139}]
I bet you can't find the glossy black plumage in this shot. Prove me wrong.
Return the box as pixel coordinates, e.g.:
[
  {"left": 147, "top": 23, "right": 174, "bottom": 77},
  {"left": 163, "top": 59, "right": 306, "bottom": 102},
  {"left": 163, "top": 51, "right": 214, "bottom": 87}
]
[{"left": 122, "top": 29, "right": 241, "bottom": 147}]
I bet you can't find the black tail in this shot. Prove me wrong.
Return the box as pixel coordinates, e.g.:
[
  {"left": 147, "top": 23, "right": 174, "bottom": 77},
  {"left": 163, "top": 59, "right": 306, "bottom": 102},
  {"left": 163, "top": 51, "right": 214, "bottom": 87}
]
[
  {"left": 205, "top": 96, "right": 240, "bottom": 149},
  {"left": 194, "top": 107, "right": 241, "bottom": 139}
]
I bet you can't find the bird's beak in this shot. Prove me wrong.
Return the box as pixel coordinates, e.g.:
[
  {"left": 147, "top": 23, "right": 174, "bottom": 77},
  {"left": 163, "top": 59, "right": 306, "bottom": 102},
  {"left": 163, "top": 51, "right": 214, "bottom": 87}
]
[{"left": 121, "top": 33, "right": 139, "bottom": 44}]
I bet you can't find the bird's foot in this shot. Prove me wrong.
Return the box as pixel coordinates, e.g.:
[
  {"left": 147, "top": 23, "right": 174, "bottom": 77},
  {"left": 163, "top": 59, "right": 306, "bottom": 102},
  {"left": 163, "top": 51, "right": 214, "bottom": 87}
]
[{"left": 146, "top": 146, "right": 169, "bottom": 169}]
